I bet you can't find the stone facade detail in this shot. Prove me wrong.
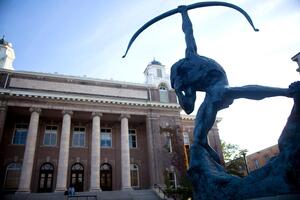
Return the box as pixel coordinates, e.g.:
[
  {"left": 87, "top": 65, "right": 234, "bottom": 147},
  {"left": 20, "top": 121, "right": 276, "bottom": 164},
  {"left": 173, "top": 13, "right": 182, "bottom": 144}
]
[
  {"left": 90, "top": 112, "right": 102, "bottom": 191},
  {"left": 17, "top": 108, "right": 41, "bottom": 192},
  {"left": 0, "top": 63, "right": 223, "bottom": 194},
  {"left": 120, "top": 114, "right": 131, "bottom": 190},
  {"left": 55, "top": 110, "right": 73, "bottom": 192}
]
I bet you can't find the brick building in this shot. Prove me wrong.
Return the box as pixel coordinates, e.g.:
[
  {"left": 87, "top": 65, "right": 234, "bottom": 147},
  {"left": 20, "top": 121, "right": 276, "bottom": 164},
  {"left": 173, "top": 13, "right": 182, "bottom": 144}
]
[
  {"left": 246, "top": 144, "right": 279, "bottom": 172},
  {"left": 0, "top": 39, "right": 223, "bottom": 194}
]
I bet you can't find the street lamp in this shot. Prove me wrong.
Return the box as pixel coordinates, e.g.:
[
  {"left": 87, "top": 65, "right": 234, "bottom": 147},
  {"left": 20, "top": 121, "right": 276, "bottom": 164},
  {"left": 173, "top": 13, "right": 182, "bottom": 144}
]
[{"left": 241, "top": 151, "right": 249, "bottom": 175}]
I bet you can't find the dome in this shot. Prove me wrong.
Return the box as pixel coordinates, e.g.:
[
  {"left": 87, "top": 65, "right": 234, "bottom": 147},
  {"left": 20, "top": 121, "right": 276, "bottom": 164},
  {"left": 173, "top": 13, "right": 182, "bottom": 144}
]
[{"left": 149, "top": 59, "right": 162, "bottom": 66}]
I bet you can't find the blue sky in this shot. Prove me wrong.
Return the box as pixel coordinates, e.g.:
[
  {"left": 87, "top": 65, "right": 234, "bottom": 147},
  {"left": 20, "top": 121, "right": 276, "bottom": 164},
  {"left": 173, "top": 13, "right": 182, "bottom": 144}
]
[{"left": 1, "top": 0, "right": 300, "bottom": 153}]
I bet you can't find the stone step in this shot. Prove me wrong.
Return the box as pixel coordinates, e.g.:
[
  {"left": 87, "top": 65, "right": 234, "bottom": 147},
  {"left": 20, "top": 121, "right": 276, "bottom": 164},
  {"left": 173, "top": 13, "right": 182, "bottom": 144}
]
[{"left": 3, "top": 189, "right": 162, "bottom": 200}]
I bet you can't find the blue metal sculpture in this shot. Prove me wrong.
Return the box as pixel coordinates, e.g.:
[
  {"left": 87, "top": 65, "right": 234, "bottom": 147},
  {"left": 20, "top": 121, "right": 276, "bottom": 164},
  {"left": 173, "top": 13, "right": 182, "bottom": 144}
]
[{"left": 123, "top": 1, "right": 300, "bottom": 199}]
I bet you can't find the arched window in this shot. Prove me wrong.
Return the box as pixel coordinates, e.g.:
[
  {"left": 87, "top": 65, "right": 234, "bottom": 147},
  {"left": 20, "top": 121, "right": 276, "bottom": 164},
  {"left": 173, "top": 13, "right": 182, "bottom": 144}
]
[
  {"left": 100, "top": 163, "right": 112, "bottom": 191},
  {"left": 70, "top": 163, "right": 84, "bottom": 192},
  {"left": 130, "top": 164, "right": 140, "bottom": 188},
  {"left": 38, "top": 163, "right": 54, "bottom": 192},
  {"left": 4, "top": 163, "right": 22, "bottom": 190},
  {"left": 159, "top": 83, "right": 169, "bottom": 103}
]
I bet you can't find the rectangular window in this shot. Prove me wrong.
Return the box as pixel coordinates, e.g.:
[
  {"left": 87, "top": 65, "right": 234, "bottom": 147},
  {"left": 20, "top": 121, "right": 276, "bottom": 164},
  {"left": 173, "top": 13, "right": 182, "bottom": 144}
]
[
  {"left": 254, "top": 159, "right": 260, "bottom": 169},
  {"left": 159, "top": 90, "right": 169, "bottom": 103},
  {"left": 129, "top": 129, "right": 137, "bottom": 148},
  {"left": 101, "top": 128, "right": 112, "bottom": 148},
  {"left": 43, "top": 125, "right": 57, "bottom": 146},
  {"left": 12, "top": 124, "right": 28, "bottom": 145},
  {"left": 183, "top": 132, "right": 190, "bottom": 146},
  {"left": 157, "top": 68, "right": 162, "bottom": 78},
  {"left": 168, "top": 172, "right": 177, "bottom": 188},
  {"left": 72, "top": 127, "right": 85, "bottom": 147}
]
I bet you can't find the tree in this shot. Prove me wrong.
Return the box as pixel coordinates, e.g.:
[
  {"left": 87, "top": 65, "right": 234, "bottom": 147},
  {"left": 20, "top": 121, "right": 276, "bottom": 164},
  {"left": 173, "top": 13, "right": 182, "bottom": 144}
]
[{"left": 221, "top": 140, "right": 248, "bottom": 177}]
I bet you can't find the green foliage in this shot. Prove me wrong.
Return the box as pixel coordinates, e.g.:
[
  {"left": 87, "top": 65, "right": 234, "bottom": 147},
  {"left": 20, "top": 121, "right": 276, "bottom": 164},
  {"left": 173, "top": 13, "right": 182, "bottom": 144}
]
[
  {"left": 221, "top": 140, "right": 247, "bottom": 163},
  {"left": 221, "top": 140, "right": 248, "bottom": 177}
]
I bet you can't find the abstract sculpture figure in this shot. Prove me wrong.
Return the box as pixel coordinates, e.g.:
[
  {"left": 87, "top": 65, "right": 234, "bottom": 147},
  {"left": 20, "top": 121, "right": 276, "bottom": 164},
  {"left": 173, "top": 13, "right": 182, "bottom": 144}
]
[{"left": 123, "top": 1, "right": 300, "bottom": 199}]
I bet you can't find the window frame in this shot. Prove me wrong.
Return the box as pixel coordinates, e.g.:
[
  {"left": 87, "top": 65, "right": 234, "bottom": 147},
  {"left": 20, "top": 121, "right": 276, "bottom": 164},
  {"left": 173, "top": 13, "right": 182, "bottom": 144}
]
[
  {"left": 72, "top": 126, "right": 86, "bottom": 147},
  {"left": 4, "top": 162, "right": 22, "bottom": 190},
  {"left": 158, "top": 83, "right": 169, "bottom": 103},
  {"left": 129, "top": 129, "right": 137, "bottom": 149},
  {"left": 183, "top": 132, "right": 190, "bottom": 146},
  {"left": 168, "top": 171, "right": 177, "bottom": 188},
  {"left": 130, "top": 164, "right": 140, "bottom": 188},
  {"left": 12, "top": 123, "right": 28, "bottom": 145},
  {"left": 43, "top": 125, "right": 58, "bottom": 147},
  {"left": 100, "top": 128, "right": 112, "bottom": 148},
  {"left": 156, "top": 68, "right": 163, "bottom": 78},
  {"left": 165, "top": 132, "right": 172, "bottom": 153}
]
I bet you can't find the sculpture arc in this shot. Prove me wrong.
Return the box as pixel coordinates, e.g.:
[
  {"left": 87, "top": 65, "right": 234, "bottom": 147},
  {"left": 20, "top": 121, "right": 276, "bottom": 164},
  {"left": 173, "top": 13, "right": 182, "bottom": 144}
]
[{"left": 122, "top": 1, "right": 259, "bottom": 58}]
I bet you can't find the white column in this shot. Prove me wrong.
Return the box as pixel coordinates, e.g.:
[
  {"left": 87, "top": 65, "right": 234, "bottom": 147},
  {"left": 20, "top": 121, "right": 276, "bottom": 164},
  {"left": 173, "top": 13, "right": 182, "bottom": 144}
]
[
  {"left": 55, "top": 110, "right": 73, "bottom": 192},
  {"left": 120, "top": 114, "right": 131, "bottom": 190},
  {"left": 17, "top": 107, "right": 41, "bottom": 193},
  {"left": 90, "top": 112, "right": 102, "bottom": 191}
]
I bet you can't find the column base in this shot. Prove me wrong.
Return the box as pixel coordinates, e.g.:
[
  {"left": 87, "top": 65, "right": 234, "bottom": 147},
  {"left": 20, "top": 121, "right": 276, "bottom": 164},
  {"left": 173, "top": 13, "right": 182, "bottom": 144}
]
[
  {"left": 122, "top": 186, "right": 132, "bottom": 191},
  {"left": 15, "top": 189, "right": 31, "bottom": 194},
  {"left": 90, "top": 187, "right": 102, "bottom": 192},
  {"left": 55, "top": 188, "right": 67, "bottom": 193}
]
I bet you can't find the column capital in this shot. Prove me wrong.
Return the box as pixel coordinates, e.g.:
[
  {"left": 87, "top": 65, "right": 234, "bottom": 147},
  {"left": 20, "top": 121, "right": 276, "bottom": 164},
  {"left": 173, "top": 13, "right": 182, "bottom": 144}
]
[
  {"left": 29, "top": 107, "right": 41, "bottom": 114},
  {"left": 62, "top": 110, "right": 73, "bottom": 116},
  {"left": 0, "top": 100, "right": 7, "bottom": 107},
  {"left": 120, "top": 114, "right": 130, "bottom": 120},
  {"left": 92, "top": 112, "right": 102, "bottom": 118}
]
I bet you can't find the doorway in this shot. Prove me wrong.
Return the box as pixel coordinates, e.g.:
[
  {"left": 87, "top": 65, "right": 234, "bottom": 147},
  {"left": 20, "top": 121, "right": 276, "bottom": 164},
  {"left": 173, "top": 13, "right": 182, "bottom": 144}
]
[
  {"left": 70, "top": 163, "right": 84, "bottom": 192},
  {"left": 38, "top": 163, "right": 54, "bottom": 193},
  {"left": 100, "top": 163, "right": 112, "bottom": 191}
]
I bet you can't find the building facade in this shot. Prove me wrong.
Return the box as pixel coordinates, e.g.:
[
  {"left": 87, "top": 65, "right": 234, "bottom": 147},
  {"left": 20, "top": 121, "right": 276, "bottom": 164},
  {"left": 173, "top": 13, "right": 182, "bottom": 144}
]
[
  {"left": 246, "top": 144, "right": 279, "bottom": 172},
  {"left": 0, "top": 40, "right": 223, "bottom": 194}
]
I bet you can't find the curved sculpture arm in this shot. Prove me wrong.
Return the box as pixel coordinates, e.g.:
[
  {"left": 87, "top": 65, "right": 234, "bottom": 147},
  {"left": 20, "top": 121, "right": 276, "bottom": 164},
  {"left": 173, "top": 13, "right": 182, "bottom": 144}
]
[{"left": 122, "top": 1, "right": 259, "bottom": 58}]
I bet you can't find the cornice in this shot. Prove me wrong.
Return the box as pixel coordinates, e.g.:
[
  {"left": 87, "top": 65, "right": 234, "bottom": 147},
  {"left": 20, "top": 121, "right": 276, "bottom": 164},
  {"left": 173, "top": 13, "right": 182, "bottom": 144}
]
[{"left": 0, "top": 89, "right": 181, "bottom": 110}]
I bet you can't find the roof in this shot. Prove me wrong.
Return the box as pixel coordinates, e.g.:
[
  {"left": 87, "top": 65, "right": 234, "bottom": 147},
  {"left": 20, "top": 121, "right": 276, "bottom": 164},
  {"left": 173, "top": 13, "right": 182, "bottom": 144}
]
[{"left": 149, "top": 59, "right": 162, "bottom": 66}]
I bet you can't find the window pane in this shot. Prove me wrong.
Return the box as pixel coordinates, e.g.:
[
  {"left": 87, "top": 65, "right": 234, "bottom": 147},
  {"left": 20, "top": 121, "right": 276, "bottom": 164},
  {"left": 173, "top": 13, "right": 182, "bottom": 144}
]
[
  {"left": 79, "top": 134, "right": 85, "bottom": 146},
  {"left": 157, "top": 69, "right": 162, "bottom": 78},
  {"left": 129, "top": 130, "right": 137, "bottom": 148},
  {"left": 13, "top": 129, "right": 28, "bottom": 145},
  {"left": 44, "top": 126, "right": 57, "bottom": 146},
  {"left": 51, "top": 134, "right": 56, "bottom": 145},
  {"left": 73, "top": 127, "right": 85, "bottom": 147},
  {"left": 101, "top": 131, "right": 112, "bottom": 148}
]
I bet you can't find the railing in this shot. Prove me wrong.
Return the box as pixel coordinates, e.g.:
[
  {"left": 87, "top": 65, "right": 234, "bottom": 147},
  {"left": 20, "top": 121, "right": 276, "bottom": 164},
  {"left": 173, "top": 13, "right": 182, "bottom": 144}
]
[
  {"left": 153, "top": 184, "right": 173, "bottom": 200},
  {"left": 67, "top": 194, "right": 97, "bottom": 200}
]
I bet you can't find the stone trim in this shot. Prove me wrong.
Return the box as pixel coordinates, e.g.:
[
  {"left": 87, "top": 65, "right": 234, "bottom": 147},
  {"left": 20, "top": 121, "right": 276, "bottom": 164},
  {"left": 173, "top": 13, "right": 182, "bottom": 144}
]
[
  {"left": 92, "top": 112, "right": 102, "bottom": 117},
  {"left": 0, "top": 89, "right": 181, "bottom": 109},
  {"left": 62, "top": 110, "right": 73, "bottom": 116},
  {"left": 29, "top": 107, "right": 41, "bottom": 114},
  {"left": 120, "top": 114, "right": 131, "bottom": 120}
]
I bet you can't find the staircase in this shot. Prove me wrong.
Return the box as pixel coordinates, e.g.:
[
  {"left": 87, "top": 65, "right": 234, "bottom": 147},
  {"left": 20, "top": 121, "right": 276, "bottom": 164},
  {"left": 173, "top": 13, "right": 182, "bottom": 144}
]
[{"left": 3, "top": 189, "right": 162, "bottom": 200}]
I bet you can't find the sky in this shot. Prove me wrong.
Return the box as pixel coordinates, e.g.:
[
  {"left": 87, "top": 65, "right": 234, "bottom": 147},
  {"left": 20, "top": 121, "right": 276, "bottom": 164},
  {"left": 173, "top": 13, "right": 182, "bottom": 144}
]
[{"left": 1, "top": 0, "right": 300, "bottom": 154}]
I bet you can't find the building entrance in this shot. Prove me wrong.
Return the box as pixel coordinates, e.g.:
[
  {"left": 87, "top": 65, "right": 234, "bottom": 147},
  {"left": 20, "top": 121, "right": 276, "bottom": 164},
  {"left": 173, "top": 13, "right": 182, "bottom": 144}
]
[
  {"left": 38, "top": 163, "right": 54, "bottom": 193},
  {"left": 70, "top": 163, "right": 84, "bottom": 192},
  {"left": 100, "top": 163, "right": 112, "bottom": 191}
]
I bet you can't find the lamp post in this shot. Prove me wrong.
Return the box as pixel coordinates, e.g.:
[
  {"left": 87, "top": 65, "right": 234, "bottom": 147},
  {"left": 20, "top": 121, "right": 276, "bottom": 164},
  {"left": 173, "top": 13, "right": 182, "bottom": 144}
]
[{"left": 241, "top": 151, "right": 249, "bottom": 175}]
